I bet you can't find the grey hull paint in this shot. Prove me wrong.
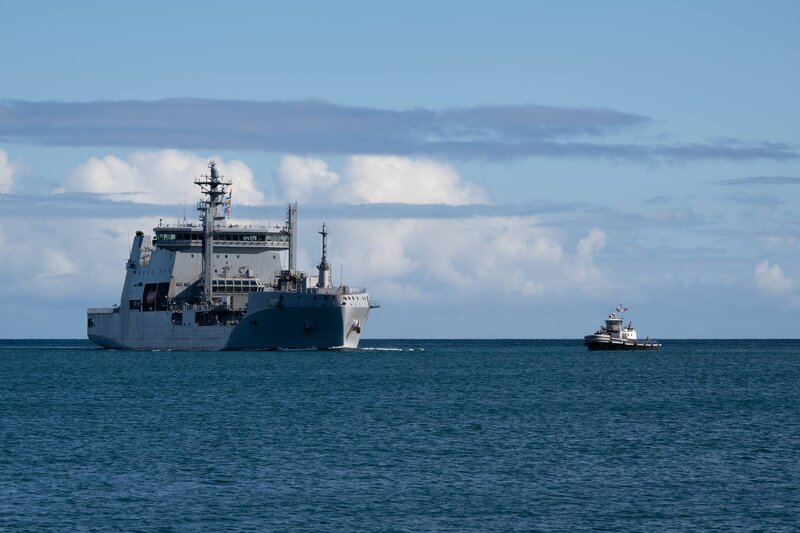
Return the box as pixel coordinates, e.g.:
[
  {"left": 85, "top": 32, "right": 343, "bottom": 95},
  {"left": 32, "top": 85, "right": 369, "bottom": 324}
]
[
  {"left": 89, "top": 303, "right": 370, "bottom": 351},
  {"left": 227, "top": 303, "right": 370, "bottom": 349}
]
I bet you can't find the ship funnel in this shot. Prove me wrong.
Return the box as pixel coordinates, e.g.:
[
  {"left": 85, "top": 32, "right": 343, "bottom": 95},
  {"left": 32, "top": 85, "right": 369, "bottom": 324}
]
[
  {"left": 127, "top": 231, "right": 146, "bottom": 268},
  {"left": 287, "top": 202, "right": 298, "bottom": 273}
]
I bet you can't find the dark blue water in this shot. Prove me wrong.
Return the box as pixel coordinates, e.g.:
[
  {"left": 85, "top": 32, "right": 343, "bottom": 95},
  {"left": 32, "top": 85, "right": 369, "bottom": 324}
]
[{"left": 2, "top": 339, "right": 799, "bottom": 531}]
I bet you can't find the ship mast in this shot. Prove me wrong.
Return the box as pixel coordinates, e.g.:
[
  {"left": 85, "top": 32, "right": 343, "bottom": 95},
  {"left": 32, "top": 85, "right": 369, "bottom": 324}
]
[
  {"left": 317, "top": 223, "right": 331, "bottom": 288},
  {"left": 195, "top": 161, "right": 231, "bottom": 305}
]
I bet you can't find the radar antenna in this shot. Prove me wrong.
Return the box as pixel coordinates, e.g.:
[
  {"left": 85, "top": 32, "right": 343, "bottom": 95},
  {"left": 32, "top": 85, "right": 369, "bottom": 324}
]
[{"left": 195, "top": 161, "right": 231, "bottom": 305}]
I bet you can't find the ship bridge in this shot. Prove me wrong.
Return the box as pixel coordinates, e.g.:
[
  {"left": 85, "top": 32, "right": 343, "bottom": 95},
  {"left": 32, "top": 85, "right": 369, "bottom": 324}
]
[{"left": 153, "top": 224, "right": 290, "bottom": 250}]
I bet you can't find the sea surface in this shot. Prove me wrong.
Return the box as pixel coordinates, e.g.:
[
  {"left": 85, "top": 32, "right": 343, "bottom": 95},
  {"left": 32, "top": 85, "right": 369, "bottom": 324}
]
[{"left": 1, "top": 339, "right": 799, "bottom": 531}]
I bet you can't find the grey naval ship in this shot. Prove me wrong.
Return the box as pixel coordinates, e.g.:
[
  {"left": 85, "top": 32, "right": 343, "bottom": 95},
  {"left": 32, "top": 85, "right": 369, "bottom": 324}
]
[
  {"left": 584, "top": 306, "right": 660, "bottom": 351},
  {"left": 87, "top": 161, "right": 378, "bottom": 350}
]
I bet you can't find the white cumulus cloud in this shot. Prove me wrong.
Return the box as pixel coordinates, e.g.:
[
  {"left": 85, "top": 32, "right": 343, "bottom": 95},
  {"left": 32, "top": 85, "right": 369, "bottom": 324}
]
[
  {"left": 754, "top": 259, "right": 794, "bottom": 294},
  {"left": 55, "top": 150, "right": 267, "bottom": 205},
  {"left": 0, "top": 149, "right": 19, "bottom": 193},
  {"left": 38, "top": 249, "right": 78, "bottom": 278},
  {"left": 575, "top": 227, "right": 607, "bottom": 283},
  {"left": 322, "top": 217, "right": 607, "bottom": 300},
  {"left": 275, "top": 155, "right": 341, "bottom": 204},
  {"left": 0, "top": 218, "right": 149, "bottom": 300},
  {"left": 276, "top": 154, "right": 488, "bottom": 205}
]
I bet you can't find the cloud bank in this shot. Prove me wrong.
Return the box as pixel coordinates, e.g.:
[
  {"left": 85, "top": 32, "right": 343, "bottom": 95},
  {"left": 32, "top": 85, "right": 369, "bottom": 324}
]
[
  {"left": 1, "top": 99, "right": 797, "bottom": 162},
  {"left": 52, "top": 150, "right": 489, "bottom": 208},
  {"left": 55, "top": 150, "right": 266, "bottom": 205},
  {"left": 715, "top": 176, "right": 800, "bottom": 186},
  {"left": 333, "top": 217, "right": 608, "bottom": 300},
  {"left": 275, "top": 155, "right": 488, "bottom": 205}
]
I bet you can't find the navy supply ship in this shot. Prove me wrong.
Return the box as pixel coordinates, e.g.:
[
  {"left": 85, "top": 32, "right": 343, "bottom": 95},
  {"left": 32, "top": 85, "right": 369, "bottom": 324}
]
[
  {"left": 584, "top": 306, "right": 660, "bottom": 351},
  {"left": 87, "top": 161, "right": 378, "bottom": 350}
]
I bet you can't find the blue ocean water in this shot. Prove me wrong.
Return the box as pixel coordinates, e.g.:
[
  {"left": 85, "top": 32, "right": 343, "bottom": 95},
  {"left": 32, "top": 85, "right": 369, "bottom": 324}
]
[{"left": 1, "top": 339, "right": 799, "bottom": 531}]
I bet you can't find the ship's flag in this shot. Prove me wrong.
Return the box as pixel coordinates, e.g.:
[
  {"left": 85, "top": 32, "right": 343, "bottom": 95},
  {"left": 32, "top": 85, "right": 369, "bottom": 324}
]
[{"left": 224, "top": 188, "right": 232, "bottom": 216}]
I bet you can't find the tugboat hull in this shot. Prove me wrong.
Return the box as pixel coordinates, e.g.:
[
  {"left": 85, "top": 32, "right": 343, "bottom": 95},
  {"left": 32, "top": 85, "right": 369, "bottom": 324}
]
[{"left": 584, "top": 339, "right": 661, "bottom": 351}]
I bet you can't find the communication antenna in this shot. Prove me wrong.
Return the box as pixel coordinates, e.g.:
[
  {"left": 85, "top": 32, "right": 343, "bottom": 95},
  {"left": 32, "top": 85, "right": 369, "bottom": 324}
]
[{"left": 182, "top": 180, "right": 188, "bottom": 223}]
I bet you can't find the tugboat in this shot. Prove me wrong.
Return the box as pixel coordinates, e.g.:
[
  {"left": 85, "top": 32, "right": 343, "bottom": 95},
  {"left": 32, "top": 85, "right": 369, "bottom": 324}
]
[{"left": 584, "top": 306, "right": 660, "bottom": 351}]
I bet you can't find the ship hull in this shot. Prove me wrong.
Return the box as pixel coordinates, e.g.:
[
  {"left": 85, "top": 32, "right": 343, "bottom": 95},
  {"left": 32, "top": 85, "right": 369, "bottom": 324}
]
[
  {"left": 88, "top": 292, "right": 372, "bottom": 351},
  {"left": 226, "top": 303, "right": 369, "bottom": 350},
  {"left": 584, "top": 335, "right": 661, "bottom": 351}
]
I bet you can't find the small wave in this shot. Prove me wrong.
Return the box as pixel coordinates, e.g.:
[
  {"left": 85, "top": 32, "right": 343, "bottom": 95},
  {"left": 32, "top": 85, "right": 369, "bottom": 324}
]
[
  {"left": 0, "top": 345, "right": 99, "bottom": 351},
  {"left": 360, "top": 347, "right": 410, "bottom": 352}
]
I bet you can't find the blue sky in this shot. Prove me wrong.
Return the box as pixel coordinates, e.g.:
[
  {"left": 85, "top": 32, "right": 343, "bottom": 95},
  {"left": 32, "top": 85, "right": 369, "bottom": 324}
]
[{"left": 1, "top": 0, "right": 798, "bottom": 338}]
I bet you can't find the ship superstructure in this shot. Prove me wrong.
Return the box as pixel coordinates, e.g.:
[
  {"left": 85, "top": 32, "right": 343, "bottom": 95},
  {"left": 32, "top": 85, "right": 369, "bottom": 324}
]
[{"left": 87, "top": 161, "right": 377, "bottom": 350}]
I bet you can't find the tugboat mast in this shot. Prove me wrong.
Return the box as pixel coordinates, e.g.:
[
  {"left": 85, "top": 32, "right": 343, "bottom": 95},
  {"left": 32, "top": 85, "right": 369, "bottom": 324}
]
[{"left": 195, "top": 161, "right": 231, "bottom": 305}]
